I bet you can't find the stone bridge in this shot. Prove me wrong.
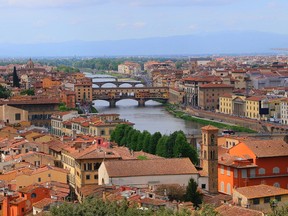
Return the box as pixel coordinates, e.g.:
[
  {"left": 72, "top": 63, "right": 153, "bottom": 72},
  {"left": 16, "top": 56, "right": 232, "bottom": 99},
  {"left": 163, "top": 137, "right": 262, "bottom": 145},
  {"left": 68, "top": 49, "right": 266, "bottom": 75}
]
[
  {"left": 92, "top": 87, "right": 169, "bottom": 107},
  {"left": 93, "top": 80, "right": 144, "bottom": 88}
]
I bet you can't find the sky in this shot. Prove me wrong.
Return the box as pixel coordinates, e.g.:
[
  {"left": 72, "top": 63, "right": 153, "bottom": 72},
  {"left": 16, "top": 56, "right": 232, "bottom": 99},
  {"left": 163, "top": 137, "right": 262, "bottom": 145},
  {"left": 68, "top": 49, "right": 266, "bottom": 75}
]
[{"left": 0, "top": 0, "right": 287, "bottom": 44}]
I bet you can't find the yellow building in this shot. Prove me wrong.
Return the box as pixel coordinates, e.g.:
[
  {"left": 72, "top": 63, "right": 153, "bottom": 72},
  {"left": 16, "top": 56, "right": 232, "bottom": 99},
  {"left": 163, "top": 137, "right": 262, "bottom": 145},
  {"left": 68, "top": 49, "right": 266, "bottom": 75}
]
[
  {"left": 74, "top": 78, "right": 92, "bottom": 103},
  {"left": 233, "top": 184, "right": 288, "bottom": 213},
  {"left": 61, "top": 144, "right": 121, "bottom": 201},
  {"left": 0, "top": 104, "right": 28, "bottom": 124},
  {"left": 219, "top": 93, "right": 233, "bottom": 114},
  {"left": 245, "top": 96, "right": 269, "bottom": 120},
  {"left": 0, "top": 165, "right": 68, "bottom": 190}
]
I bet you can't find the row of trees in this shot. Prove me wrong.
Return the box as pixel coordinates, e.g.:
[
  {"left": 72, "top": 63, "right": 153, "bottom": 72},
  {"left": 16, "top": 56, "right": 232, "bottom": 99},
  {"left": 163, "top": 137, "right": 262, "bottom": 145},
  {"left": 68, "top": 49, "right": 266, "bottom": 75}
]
[
  {"left": 110, "top": 124, "right": 198, "bottom": 165},
  {"left": 49, "top": 195, "right": 217, "bottom": 216}
]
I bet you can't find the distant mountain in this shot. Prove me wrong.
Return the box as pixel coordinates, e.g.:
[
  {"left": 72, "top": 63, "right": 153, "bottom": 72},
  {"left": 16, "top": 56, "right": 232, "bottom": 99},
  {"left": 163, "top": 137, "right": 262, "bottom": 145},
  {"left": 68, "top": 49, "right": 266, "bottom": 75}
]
[{"left": 0, "top": 31, "right": 288, "bottom": 57}]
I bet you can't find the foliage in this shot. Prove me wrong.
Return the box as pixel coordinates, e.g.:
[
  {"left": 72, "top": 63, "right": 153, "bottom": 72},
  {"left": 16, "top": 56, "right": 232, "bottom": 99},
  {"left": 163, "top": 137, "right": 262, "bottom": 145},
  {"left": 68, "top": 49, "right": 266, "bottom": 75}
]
[
  {"left": 0, "top": 85, "right": 11, "bottom": 99},
  {"left": 90, "top": 105, "right": 98, "bottom": 113},
  {"left": 192, "top": 204, "right": 219, "bottom": 216},
  {"left": 110, "top": 124, "right": 198, "bottom": 164},
  {"left": 12, "top": 66, "right": 20, "bottom": 88},
  {"left": 137, "top": 155, "right": 148, "bottom": 160},
  {"left": 165, "top": 104, "right": 256, "bottom": 133},
  {"left": 48, "top": 197, "right": 196, "bottom": 216},
  {"left": 185, "top": 178, "right": 203, "bottom": 208},
  {"left": 56, "top": 65, "right": 80, "bottom": 73},
  {"left": 58, "top": 103, "right": 70, "bottom": 111},
  {"left": 20, "top": 88, "right": 35, "bottom": 96},
  {"left": 268, "top": 204, "right": 288, "bottom": 216},
  {"left": 155, "top": 184, "right": 186, "bottom": 201}
]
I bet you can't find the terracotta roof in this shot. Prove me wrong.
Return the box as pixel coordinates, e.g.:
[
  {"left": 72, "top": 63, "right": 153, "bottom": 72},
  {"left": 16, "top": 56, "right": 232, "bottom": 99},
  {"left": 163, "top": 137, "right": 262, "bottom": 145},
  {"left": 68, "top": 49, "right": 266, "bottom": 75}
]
[
  {"left": 103, "top": 158, "right": 198, "bottom": 177},
  {"left": 140, "top": 197, "right": 167, "bottom": 206},
  {"left": 199, "top": 83, "right": 234, "bottom": 88},
  {"left": 246, "top": 96, "right": 266, "bottom": 101},
  {"left": 201, "top": 125, "right": 219, "bottom": 131},
  {"left": 33, "top": 198, "right": 56, "bottom": 209},
  {"left": 242, "top": 139, "right": 288, "bottom": 158},
  {"left": 235, "top": 184, "right": 288, "bottom": 199},
  {"left": 216, "top": 205, "right": 263, "bottom": 216}
]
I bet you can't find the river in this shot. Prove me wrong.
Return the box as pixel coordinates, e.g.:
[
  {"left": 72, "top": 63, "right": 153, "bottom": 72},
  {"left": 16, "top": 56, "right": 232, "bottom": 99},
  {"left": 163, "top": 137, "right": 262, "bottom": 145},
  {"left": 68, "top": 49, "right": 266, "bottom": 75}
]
[{"left": 85, "top": 73, "right": 203, "bottom": 135}]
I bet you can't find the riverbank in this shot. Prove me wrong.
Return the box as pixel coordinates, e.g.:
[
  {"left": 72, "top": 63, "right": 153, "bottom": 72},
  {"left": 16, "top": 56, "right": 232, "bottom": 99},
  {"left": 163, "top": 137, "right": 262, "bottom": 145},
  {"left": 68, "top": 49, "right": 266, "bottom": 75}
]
[{"left": 165, "top": 104, "right": 256, "bottom": 133}]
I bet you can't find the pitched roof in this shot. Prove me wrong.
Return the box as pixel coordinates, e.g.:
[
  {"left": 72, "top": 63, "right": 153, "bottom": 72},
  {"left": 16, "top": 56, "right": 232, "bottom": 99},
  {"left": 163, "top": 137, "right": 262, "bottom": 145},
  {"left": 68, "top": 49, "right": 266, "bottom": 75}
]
[
  {"left": 234, "top": 184, "right": 288, "bottom": 199},
  {"left": 199, "top": 83, "right": 234, "bottom": 88},
  {"left": 216, "top": 205, "right": 263, "bottom": 216},
  {"left": 103, "top": 158, "right": 198, "bottom": 177},
  {"left": 242, "top": 139, "right": 288, "bottom": 158},
  {"left": 33, "top": 198, "right": 56, "bottom": 209},
  {"left": 201, "top": 125, "right": 219, "bottom": 131}
]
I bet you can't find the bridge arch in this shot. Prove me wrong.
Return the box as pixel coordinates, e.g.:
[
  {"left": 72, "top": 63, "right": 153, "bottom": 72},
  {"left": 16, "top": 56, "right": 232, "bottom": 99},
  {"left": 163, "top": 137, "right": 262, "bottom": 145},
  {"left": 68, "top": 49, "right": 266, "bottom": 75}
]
[{"left": 101, "top": 83, "right": 117, "bottom": 88}]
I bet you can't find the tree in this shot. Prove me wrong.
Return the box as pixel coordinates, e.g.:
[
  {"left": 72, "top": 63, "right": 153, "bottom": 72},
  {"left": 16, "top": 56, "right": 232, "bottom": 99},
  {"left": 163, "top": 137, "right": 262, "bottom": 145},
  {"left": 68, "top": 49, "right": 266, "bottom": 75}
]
[
  {"left": 136, "top": 132, "right": 145, "bottom": 151},
  {"left": 185, "top": 178, "right": 203, "bottom": 208},
  {"left": 12, "top": 66, "right": 20, "bottom": 88},
  {"left": 0, "top": 85, "right": 11, "bottom": 99},
  {"left": 193, "top": 204, "right": 219, "bottom": 216},
  {"left": 149, "top": 132, "right": 162, "bottom": 154},
  {"left": 156, "top": 135, "right": 169, "bottom": 157},
  {"left": 143, "top": 132, "right": 152, "bottom": 152},
  {"left": 155, "top": 184, "right": 186, "bottom": 201},
  {"left": 110, "top": 124, "right": 129, "bottom": 144},
  {"left": 20, "top": 88, "right": 35, "bottom": 96},
  {"left": 173, "top": 132, "right": 187, "bottom": 158}
]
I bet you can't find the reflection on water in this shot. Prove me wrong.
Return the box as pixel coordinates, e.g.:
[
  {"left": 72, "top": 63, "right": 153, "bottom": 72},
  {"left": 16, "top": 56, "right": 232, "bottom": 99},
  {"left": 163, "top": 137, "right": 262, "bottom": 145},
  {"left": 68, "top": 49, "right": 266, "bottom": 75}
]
[{"left": 94, "top": 99, "right": 202, "bottom": 135}]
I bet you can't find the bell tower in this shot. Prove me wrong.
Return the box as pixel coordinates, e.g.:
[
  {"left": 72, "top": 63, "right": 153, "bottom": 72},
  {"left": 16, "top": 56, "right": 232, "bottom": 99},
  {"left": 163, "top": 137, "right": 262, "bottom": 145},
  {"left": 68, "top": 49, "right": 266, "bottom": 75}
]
[{"left": 201, "top": 125, "right": 219, "bottom": 194}]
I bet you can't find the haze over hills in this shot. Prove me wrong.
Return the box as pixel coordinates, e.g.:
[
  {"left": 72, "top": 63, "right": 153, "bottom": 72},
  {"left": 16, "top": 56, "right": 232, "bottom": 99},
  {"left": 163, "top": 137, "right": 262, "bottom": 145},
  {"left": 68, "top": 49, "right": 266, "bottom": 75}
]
[{"left": 0, "top": 31, "right": 288, "bottom": 57}]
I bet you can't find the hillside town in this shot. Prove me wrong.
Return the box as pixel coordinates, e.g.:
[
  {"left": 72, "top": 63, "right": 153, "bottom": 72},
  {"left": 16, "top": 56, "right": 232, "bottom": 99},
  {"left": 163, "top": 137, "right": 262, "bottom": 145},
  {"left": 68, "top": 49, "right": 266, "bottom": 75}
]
[{"left": 0, "top": 57, "right": 287, "bottom": 216}]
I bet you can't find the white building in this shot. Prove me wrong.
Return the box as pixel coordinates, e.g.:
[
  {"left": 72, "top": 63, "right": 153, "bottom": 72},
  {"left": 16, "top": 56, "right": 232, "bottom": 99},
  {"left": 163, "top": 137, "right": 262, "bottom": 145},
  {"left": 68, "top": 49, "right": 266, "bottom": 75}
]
[
  {"left": 280, "top": 98, "right": 288, "bottom": 125},
  {"left": 99, "top": 158, "right": 208, "bottom": 189}
]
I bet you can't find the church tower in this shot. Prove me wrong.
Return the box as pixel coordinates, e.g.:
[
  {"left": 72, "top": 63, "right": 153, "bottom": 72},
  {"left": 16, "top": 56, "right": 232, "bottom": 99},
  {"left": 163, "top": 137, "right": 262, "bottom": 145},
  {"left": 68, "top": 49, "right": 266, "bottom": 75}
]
[{"left": 201, "top": 125, "right": 219, "bottom": 194}]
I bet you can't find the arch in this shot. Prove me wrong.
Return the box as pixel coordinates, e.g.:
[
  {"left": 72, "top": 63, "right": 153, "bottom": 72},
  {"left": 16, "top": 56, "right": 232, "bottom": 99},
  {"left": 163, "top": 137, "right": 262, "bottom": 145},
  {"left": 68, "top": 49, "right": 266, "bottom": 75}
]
[
  {"left": 119, "top": 83, "right": 133, "bottom": 88},
  {"left": 101, "top": 83, "right": 117, "bottom": 88},
  {"left": 227, "top": 183, "right": 231, "bottom": 195},
  {"left": 220, "top": 181, "right": 224, "bottom": 192},
  {"left": 259, "top": 168, "right": 265, "bottom": 175},
  {"left": 273, "top": 182, "right": 280, "bottom": 188},
  {"left": 135, "top": 83, "right": 145, "bottom": 87},
  {"left": 273, "top": 167, "right": 280, "bottom": 174},
  {"left": 210, "top": 134, "right": 215, "bottom": 145}
]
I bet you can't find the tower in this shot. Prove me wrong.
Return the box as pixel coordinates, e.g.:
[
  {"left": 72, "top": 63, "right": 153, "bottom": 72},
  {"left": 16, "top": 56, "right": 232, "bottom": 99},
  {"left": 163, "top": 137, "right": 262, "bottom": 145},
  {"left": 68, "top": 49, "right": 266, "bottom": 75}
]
[{"left": 201, "top": 125, "right": 219, "bottom": 194}]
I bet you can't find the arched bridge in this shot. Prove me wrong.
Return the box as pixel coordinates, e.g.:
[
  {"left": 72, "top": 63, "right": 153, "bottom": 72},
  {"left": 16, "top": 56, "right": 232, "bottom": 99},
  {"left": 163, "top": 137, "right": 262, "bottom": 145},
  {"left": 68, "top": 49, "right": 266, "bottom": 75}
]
[
  {"left": 92, "top": 87, "right": 169, "bottom": 107},
  {"left": 93, "top": 80, "right": 144, "bottom": 88}
]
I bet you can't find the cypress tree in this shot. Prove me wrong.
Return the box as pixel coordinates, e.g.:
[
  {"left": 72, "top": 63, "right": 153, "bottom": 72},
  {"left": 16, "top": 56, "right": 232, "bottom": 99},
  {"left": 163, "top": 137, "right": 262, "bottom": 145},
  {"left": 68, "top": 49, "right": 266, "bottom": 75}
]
[{"left": 12, "top": 66, "right": 20, "bottom": 88}]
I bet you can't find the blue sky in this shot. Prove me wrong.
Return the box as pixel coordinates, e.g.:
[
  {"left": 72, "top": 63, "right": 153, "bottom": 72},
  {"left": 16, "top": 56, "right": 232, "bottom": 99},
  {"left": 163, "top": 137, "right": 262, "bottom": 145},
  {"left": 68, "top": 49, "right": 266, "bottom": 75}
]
[{"left": 0, "top": 0, "right": 287, "bottom": 44}]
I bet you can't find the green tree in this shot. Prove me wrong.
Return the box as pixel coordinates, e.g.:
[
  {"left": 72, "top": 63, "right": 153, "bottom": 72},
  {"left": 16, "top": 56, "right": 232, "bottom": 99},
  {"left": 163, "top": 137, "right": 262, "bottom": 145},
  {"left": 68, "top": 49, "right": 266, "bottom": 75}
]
[
  {"left": 173, "top": 132, "right": 187, "bottom": 158},
  {"left": 20, "top": 88, "right": 35, "bottom": 96},
  {"left": 156, "top": 135, "right": 169, "bottom": 157},
  {"left": 143, "top": 132, "right": 152, "bottom": 152},
  {"left": 149, "top": 132, "right": 162, "bottom": 154},
  {"left": 185, "top": 178, "right": 203, "bottom": 208},
  {"left": 0, "top": 85, "right": 11, "bottom": 99},
  {"left": 120, "top": 125, "right": 133, "bottom": 146},
  {"left": 12, "top": 66, "right": 20, "bottom": 87},
  {"left": 136, "top": 132, "right": 145, "bottom": 151},
  {"left": 130, "top": 130, "right": 140, "bottom": 151}
]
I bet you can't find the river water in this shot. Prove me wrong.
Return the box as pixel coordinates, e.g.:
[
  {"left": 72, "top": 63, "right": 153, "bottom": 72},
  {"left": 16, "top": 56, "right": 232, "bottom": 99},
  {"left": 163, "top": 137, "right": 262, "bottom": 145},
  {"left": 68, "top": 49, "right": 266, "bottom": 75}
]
[{"left": 86, "top": 73, "right": 203, "bottom": 135}]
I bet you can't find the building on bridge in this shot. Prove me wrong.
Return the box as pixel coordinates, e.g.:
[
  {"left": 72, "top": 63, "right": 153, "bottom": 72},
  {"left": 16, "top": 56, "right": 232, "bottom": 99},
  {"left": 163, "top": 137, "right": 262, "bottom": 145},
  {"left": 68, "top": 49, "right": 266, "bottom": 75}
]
[{"left": 74, "top": 78, "right": 93, "bottom": 103}]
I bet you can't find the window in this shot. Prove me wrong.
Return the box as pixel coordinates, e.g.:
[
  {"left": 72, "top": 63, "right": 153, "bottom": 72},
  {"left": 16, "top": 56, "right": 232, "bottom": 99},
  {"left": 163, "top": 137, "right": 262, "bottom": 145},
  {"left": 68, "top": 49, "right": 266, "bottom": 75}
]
[
  {"left": 31, "top": 193, "right": 37, "bottom": 198},
  {"left": 38, "top": 178, "right": 41, "bottom": 182},
  {"left": 227, "top": 167, "right": 230, "bottom": 176},
  {"left": 275, "top": 195, "right": 281, "bottom": 201},
  {"left": 220, "top": 165, "right": 224, "bottom": 174},
  {"left": 264, "top": 197, "right": 270, "bottom": 203},
  {"left": 87, "top": 163, "right": 92, "bottom": 170},
  {"left": 94, "top": 174, "right": 98, "bottom": 179},
  {"left": 274, "top": 182, "right": 280, "bottom": 188},
  {"left": 15, "top": 113, "right": 21, "bottom": 121},
  {"left": 241, "top": 169, "right": 247, "bottom": 178},
  {"left": 101, "top": 130, "right": 105, "bottom": 136},
  {"left": 22, "top": 208, "right": 24, "bottom": 212},
  {"left": 86, "top": 175, "right": 90, "bottom": 180},
  {"left": 258, "top": 168, "right": 265, "bottom": 175},
  {"left": 210, "top": 134, "right": 215, "bottom": 145},
  {"left": 201, "top": 184, "right": 206, "bottom": 189},
  {"left": 227, "top": 183, "right": 231, "bottom": 195},
  {"left": 250, "top": 168, "right": 256, "bottom": 178},
  {"left": 234, "top": 169, "right": 238, "bottom": 178},
  {"left": 273, "top": 167, "right": 280, "bottom": 174},
  {"left": 253, "top": 198, "right": 260, "bottom": 205},
  {"left": 220, "top": 182, "right": 224, "bottom": 192},
  {"left": 48, "top": 174, "right": 51, "bottom": 177}
]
